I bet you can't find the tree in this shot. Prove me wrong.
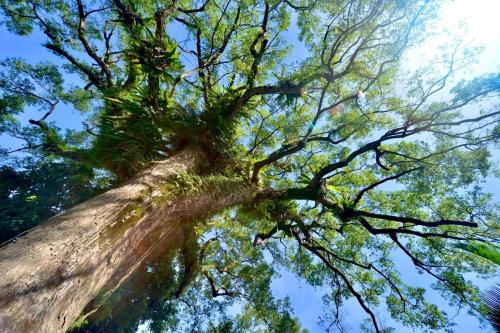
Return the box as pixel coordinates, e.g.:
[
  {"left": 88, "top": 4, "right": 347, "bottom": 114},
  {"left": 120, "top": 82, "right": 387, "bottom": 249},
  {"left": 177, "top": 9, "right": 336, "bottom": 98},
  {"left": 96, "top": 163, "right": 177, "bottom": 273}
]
[
  {"left": 0, "top": 160, "right": 112, "bottom": 244},
  {"left": 0, "top": 0, "right": 499, "bottom": 332}
]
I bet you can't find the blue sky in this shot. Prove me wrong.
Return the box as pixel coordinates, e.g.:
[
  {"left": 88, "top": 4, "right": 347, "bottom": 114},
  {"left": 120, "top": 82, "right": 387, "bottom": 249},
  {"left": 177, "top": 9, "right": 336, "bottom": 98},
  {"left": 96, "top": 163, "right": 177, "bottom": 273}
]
[
  {"left": 270, "top": 1, "right": 500, "bottom": 332},
  {"left": 1, "top": 0, "right": 499, "bottom": 332}
]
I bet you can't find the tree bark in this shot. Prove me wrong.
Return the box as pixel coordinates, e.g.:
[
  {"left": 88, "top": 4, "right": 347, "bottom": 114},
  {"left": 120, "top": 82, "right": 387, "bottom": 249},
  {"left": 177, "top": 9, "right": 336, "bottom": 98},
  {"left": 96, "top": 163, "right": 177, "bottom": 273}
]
[{"left": 0, "top": 147, "right": 255, "bottom": 333}]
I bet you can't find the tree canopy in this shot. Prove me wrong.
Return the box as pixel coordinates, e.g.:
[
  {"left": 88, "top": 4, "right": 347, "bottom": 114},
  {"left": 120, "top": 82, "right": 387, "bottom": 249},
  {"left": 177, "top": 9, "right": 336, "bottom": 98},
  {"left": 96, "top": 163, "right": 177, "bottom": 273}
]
[{"left": 1, "top": 0, "right": 499, "bottom": 332}]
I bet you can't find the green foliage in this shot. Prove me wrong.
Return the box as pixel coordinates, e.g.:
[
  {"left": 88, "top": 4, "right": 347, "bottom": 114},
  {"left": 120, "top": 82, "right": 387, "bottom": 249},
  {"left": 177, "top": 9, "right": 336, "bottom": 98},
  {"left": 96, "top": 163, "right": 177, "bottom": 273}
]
[
  {"left": 159, "top": 172, "right": 247, "bottom": 199},
  {"left": 1, "top": 0, "right": 500, "bottom": 332},
  {"left": 91, "top": 91, "right": 174, "bottom": 178},
  {"left": 0, "top": 58, "right": 62, "bottom": 116},
  {"left": 456, "top": 242, "right": 500, "bottom": 265},
  {"left": 0, "top": 159, "right": 113, "bottom": 243},
  {"left": 128, "top": 28, "right": 181, "bottom": 82}
]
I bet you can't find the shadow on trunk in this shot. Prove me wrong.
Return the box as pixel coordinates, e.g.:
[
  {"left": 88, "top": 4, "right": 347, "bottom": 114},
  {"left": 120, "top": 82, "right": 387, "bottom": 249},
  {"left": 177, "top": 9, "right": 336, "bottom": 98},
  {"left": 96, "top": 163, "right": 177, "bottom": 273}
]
[{"left": 69, "top": 223, "right": 199, "bottom": 333}]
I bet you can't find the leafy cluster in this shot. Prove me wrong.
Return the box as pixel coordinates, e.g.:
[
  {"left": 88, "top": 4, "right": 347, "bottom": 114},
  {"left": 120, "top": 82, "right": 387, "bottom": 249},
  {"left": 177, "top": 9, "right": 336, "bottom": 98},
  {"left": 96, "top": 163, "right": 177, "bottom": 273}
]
[
  {"left": 0, "top": 159, "right": 112, "bottom": 243},
  {"left": 1, "top": 0, "right": 500, "bottom": 332}
]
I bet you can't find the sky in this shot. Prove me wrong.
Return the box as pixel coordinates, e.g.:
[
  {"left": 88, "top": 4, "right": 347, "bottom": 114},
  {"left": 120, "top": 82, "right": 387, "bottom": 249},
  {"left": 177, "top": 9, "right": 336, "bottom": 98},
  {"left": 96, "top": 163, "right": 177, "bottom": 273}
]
[
  {"left": 270, "top": 1, "right": 500, "bottom": 332},
  {"left": 1, "top": 0, "right": 499, "bottom": 332}
]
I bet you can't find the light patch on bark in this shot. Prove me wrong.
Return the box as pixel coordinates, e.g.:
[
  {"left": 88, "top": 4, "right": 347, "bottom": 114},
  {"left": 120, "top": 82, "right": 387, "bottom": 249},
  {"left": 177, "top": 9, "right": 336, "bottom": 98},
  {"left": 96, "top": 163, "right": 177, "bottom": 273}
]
[{"left": 0, "top": 147, "right": 255, "bottom": 333}]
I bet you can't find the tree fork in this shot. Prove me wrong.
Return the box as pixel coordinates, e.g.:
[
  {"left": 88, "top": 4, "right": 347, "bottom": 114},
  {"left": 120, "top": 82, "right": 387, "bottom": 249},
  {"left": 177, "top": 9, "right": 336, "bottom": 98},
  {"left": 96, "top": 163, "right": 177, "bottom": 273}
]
[{"left": 0, "top": 146, "right": 256, "bottom": 333}]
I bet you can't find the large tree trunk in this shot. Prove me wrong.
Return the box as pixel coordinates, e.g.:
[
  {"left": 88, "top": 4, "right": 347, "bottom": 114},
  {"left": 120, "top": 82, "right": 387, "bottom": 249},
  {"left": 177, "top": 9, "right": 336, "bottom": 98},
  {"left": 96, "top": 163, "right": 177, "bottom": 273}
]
[{"left": 0, "top": 147, "right": 255, "bottom": 333}]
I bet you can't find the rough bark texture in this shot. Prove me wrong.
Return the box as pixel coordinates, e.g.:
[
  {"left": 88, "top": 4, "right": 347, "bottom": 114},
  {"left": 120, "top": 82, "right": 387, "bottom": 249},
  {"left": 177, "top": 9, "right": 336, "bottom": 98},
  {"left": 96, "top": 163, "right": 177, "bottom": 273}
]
[{"left": 0, "top": 147, "right": 255, "bottom": 333}]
